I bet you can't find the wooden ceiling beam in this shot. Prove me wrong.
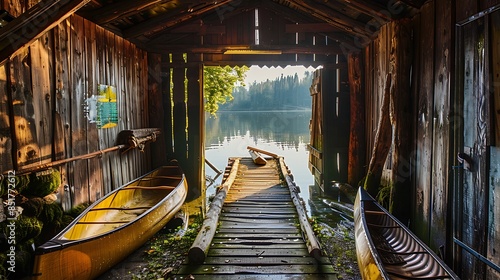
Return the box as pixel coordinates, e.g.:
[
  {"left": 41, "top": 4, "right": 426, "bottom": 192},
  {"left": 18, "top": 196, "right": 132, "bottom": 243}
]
[
  {"left": 169, "top": 23, "right": 226, "bottom": 34},
  {"left": 122, "top": 0, "right": 233, "bottom": 39},
  {"left": 259, "top": 0, "right": 317, "bottom": 23},
  {"left": 285, "top": 23, "right": 339, "bottom": 33},
  {"left": 146, "top": 44, "right": 342, "bottom": 55},
  {"left": 397, "top": 0, "right": 425, "bottom": 9},
  {"left": 286, "top": 0, "right": 374, "bottom": 38},
  {"left": 84, "top": 0, "right": 166, "bottom": 25},
  {"left": 333, "top": 0, "right": 392, "bottom": 21},
  {"left": 0, "top": 0, "right": 90, "bottom": 64}
]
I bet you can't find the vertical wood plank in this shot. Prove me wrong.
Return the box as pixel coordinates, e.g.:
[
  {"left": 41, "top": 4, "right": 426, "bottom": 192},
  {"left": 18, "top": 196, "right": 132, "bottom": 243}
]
[
  {"left": 161, "top": 55, "right": 173, "bottom": 157},
  {"left": 115, "top": 33, "right": 131, "bottom": 185},
  {"left": 430, "top": 0, "right": 453, "bottom": 256},
  {"left": 0, "top": 61, "right": 13, "bottom": 171},
  {"left": 173, "top": 53, "right": 187, "bottom": 165},
  {"left": 460, "top": 16, "right": 487, "bottom": 278},
  {"left": 347, "top": 52, "right": 366, "bottom": 187},
  {"left": 30, "top": 32, "right": 54, "bottom": 166},
  {"left": 389, "top": 19, "right": 412, "bottom": 223},
  {"left": 105, "top": 30, "right": 122, "bottom": 190},
  {"left": 148, "top": 53, "right": 167, "bottom": 168},
  {"left": 70, "top": 15, "right": 89, "bottom": 205},
  {"left": 95, "top": 24, "right": 112, "bottom": 195},
  {"left": 489, "top": 11, "right": 500, "bottom": 279},
  {"left": 138, "top": 48, "right": 150, "bottom": 175},
  {"left": 84, "top": 19, "right": 103, "bottom": 202},
  {"left": 187, "top": 54, "right": 204, "bottom": 199},
  {"left": 9, "top": 49, "right": 36, "bottom": 169},
  {"left": 488, "top": 147, "right": 500, "bottom": 279},
  {"left": 53, "top": 20, "right": 72, "bottom": 210},
  {"left": 413, "top": 1, "right": 435, "bottom": 244}
]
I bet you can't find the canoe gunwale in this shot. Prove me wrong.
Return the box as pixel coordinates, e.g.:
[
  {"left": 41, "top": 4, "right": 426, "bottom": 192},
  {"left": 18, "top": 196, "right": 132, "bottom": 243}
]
[
  {"left": 354, "top": 187, "right": 460, "bottom": 280},
  {"left": 35, "top": 163, "right": 186, "bottom": 255}
]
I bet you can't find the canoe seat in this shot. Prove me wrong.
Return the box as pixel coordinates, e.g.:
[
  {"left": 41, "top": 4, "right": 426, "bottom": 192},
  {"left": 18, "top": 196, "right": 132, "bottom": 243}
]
[
  {"left": 138, "top": 176, "right": 182, "bottom": 180},
  {"left": 76, "top": 221, "right": 130, "bottom": 224},
  {"left": 370, "top": 228, "right": 406, "bottom": 265},
  {"left": 122, "top": 185, "right": 176, "bottom": 190},
  {"left": 88, "top": 206, "right": 150, "bottom": 211},
  {"left": 386, "top": 269, "right": 452, "bottom": 280},
  {"left": 364, "top": 210, "right": 386, "bottom": 215},
  {"left": 367, "top": 222, "right": 400, "bottom": 229}
]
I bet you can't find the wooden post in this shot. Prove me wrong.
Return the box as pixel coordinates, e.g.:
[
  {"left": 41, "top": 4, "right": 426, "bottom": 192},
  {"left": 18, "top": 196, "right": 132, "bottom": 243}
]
[
  {"left": 321, "top": 62, "right": 350, "bottom": 194},
  {"left": 347, "top": 52, "right": 366, "bottom": 187},
  {"left": 189, "top": 158, "right": 240, "bottom": 264},
  {"left": 148, "top": 53, "right": 167, "bottom": 168},
  {"left": 321, "top": 67, "right": 336, "bottom": 192},
  {"left": 172, "top": 54, "right": 187, "bottom": 165},
  {"left": 186, "top": 55, "right": 204, "bottom": 200},
  {"left": 161, "top": 54, "right": 173, "bottom": 157}
]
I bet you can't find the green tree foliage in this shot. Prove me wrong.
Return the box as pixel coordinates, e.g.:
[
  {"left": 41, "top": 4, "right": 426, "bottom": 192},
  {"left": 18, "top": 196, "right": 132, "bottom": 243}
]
[
  {"left": 221, "top": 71, "right": 313, "bottom": 111},
  {"left": 203, "top": 65, "right": 248, "bottom": 115}
]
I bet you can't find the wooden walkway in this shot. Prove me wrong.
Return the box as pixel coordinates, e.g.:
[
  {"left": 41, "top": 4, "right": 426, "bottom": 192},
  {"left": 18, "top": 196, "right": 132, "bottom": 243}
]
[{"left": 175, "top": 157, "right": 337, "bottom": 279}]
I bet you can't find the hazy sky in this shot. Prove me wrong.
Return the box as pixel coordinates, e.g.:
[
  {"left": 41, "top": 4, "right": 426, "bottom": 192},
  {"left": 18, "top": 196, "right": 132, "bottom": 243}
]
[{"left": 244, "top": 65, "right": 317, "bottom": 85}]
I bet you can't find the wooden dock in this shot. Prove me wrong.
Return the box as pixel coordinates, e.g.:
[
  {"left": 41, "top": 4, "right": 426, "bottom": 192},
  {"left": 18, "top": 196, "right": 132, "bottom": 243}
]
[{"left": 175, "top": 157, "right": 337, "bottom": 279}]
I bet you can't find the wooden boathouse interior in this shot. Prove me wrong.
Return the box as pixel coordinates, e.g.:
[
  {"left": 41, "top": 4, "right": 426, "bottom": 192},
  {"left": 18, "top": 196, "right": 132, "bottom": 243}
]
[{"left": 1, "top": 0, "right": 500, "bottom": 278}]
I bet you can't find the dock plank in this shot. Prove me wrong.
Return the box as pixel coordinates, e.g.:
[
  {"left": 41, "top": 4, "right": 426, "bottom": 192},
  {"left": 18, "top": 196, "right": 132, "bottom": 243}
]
[{"left": 176, "top": 157, "right": 336, "bottom": 278}]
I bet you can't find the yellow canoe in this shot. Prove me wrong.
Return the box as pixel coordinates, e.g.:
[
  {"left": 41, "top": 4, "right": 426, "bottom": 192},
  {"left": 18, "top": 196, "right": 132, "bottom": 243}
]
[
  {"left": 354, "top": 187, "right": 459, "bottom": 280},
  {"left": 32, "top": 161, "right": 188, "bottom": 280}
]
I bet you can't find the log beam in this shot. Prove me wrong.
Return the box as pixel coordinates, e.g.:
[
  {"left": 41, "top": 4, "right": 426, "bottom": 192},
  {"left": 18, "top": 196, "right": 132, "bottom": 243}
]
[
  {"left": 277, "top": 157, "right": 322, "bottom": 259},
  {"left": 188, "top": 158, "right": 240, "bottom": 264},
  {"left": 363, "top": 73, "right": 392, "bottom": 197}
]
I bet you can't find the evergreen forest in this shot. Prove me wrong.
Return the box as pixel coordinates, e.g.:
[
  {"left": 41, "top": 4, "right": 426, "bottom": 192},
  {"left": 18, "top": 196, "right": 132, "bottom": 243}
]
[{"left": 219, "top": 71, "right": 313, "bottom": 111}]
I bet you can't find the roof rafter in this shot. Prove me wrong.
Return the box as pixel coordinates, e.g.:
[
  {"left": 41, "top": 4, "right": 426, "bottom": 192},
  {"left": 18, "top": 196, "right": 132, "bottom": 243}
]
[
  {"left": 285, "top": 0, "right": 375, "bottom": 39},
  {"left": 122, "top": 0, "right": 234, "bottom": 39}
]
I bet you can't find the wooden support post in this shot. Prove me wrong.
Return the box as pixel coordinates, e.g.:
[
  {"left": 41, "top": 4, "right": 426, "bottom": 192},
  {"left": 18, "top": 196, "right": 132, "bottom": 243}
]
[
  {"left": 321, "top": 67, "right": 336, "bottom": 192},
  {"left": 148, "top": 53, "right": 167, "bottom": 168},
  {"left": 161, "top": 54, "right": 173, "bottom": 156},
  {"left": 321, "top": 63, "right": 350, "bottom": 194},
  {"left": 172, "top": 54, "right": 187, "bottom": 164},
  {"left": 186, "top": 55, "right": 204, "bottom": 199},
  {"left": 188, "top": 158, "right": 240, "bottom": 264},
  {"left": 348, "top": 52, "right": 366, "bottom": 187}
]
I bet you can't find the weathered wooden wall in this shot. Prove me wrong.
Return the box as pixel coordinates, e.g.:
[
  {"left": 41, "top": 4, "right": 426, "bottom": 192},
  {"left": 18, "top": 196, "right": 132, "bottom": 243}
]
[
  {"left": 360, "top": 0, "right": 500, "bottom": 278},
  {"left": 0, "top": 5, "right": 152, "bottom": 210},
  {"left": 455, "top": 1, "right": 500, "bottom": 278}
]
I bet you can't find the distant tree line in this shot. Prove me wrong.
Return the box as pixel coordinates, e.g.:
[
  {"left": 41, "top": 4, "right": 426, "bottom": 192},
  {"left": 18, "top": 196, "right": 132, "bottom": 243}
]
[{"left": 219, "top": 71, "right": 313, "bottom": 111}]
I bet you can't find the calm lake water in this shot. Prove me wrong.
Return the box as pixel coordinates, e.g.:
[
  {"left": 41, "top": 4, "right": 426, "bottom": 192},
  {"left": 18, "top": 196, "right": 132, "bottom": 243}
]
[
  {"left": 204, "top": 110, "right": 354, "bottom": 223},
  {"left": 205, "top": 110, "right": 312, "bottom": 196}
]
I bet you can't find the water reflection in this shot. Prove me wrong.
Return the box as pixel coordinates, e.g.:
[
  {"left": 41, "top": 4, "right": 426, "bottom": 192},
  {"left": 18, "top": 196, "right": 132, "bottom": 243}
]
[
  {"left": 204, "top": 110, "right": 354, "bottom": 221},
  {"left": 205, "top": 111, "right": 313, "bottom": 200},
  {"left": 202, "top": 110, "right": 360, "bottom": 278}
]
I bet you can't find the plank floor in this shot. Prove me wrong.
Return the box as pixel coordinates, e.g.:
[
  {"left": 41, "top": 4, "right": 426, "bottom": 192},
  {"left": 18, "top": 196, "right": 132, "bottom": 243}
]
[{"left": 174, "top": 157, "right": 337, "bottom": 279}]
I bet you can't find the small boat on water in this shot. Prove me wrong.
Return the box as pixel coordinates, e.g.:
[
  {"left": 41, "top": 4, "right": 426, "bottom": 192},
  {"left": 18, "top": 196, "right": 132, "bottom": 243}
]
[
  {"left": 354, "top": 187, "right": 459, "bottom": 279},
  {"left": 32, "top": 161, "right": 188, "bottom": 280}
]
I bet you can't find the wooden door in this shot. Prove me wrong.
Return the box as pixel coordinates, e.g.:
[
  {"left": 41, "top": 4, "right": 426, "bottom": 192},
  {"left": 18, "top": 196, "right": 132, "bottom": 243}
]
[{"left": 455, "top": 7, "right": 500, "bottom": 279}]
